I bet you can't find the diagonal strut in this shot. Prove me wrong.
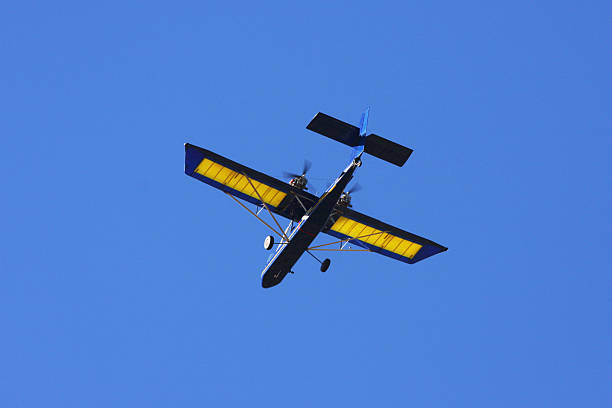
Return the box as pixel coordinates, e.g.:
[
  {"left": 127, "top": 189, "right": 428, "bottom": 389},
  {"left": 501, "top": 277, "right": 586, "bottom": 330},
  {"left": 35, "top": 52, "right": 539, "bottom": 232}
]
[{"left": 243, "top": 174, "right": 290, "bottom": 241}]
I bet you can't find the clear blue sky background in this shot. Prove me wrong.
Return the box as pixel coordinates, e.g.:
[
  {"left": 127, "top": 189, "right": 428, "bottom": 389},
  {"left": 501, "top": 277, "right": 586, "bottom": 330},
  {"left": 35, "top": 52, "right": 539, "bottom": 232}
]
[{"left": 1, "top": 1, "right": 610, "bottom": 406}]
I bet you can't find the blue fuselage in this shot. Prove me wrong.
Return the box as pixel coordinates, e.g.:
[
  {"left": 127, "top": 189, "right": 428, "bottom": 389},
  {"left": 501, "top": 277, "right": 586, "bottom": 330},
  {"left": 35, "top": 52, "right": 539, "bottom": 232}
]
[{"left": 261, "top": 160, "right": 359, "bottom": 288}]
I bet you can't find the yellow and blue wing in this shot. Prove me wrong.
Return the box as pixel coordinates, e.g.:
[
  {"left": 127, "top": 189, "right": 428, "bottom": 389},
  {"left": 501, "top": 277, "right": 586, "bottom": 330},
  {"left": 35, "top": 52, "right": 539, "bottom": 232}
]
[
  {"left": 184, "top": 143, "right": 318, "bottom": 220},
  {"left": 322, "top": 208, "right": 447, "bottom": 264},
  {"left": 185, "top": 143, "right": 446, "bottom": 263}
]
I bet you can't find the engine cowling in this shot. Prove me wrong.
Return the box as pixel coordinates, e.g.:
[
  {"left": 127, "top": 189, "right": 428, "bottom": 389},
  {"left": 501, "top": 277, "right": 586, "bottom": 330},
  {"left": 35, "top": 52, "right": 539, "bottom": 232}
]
[
  {"left": 289, "top": 176, "right": 308, "bottom": 190},
  {"left": 337, "top": 192, "right": 352, "bottom": 207}
]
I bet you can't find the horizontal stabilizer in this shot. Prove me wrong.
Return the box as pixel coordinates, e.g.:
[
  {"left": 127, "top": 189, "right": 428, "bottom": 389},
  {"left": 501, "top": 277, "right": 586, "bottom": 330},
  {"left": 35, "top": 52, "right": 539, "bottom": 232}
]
[
  {"left": 307, "top": 111, "right": 413, "bottom": 167},
  {"left": 365, "top": 134, "right": 413, "bottom": 167},
  {"left": 306, "top": 112, "right": 361, "bottom": 147}
]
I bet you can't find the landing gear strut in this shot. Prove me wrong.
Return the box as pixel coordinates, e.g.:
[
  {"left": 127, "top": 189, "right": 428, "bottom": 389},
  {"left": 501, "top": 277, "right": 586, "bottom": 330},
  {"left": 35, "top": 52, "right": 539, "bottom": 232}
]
[
  {"left": 264, "top": 235, "right": 274, "bottom": 250},
  {"left": 320, "top": 258, "right": 331, "bottom": 272}
]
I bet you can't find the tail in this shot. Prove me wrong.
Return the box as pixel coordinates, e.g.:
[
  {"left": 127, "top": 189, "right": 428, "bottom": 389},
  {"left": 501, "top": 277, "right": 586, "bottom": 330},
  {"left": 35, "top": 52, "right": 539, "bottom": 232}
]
[{"left": 306, "top": 108, "right": 413, "bottom": 167}]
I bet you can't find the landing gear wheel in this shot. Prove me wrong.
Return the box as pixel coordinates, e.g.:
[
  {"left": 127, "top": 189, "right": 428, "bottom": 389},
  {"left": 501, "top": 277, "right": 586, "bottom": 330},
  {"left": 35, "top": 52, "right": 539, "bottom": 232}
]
[
  {"left": 264, "top": 235, "right": 274, "bottom": 250},
  {"left": 320, "top": 258, "right": 331, "bottom": 272}
]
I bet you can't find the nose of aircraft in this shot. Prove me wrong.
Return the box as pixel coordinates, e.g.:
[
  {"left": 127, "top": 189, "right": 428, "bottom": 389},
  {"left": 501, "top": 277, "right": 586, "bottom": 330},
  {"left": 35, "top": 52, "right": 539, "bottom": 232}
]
[{"left": 261, "top": 268, "right": 290, "bottom": 288}]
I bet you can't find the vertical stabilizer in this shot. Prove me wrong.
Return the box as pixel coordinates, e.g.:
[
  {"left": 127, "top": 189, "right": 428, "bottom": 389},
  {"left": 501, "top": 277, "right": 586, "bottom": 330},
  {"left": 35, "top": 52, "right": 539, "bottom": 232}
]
[
  {"left": 352, "top": 107, "right": 369, "bottom": 158},
  {"left": 359, "top": 107, "right": 370, "bottom": 137}
]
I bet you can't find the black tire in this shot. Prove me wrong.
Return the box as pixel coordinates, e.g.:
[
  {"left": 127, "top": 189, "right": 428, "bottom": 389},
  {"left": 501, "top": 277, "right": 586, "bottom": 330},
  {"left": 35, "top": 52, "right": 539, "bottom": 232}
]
[
  {"left": 264, "top": 235, "right": 274, "bottom": 250},
  {"left": 320, "top": 258, "right": 331, "bottom": 272}
]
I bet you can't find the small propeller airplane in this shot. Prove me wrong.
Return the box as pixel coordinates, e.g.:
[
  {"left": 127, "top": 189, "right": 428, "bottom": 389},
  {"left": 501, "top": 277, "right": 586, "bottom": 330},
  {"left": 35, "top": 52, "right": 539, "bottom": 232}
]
[{"left": 184, "top": 108, "right": 447, "bottom": 288}]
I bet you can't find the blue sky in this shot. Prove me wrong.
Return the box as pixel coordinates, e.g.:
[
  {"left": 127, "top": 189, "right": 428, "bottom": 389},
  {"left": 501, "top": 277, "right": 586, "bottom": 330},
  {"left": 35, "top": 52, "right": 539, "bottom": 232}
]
[{"left": 1, "top": 1, "right": 610, "bottom": 406}]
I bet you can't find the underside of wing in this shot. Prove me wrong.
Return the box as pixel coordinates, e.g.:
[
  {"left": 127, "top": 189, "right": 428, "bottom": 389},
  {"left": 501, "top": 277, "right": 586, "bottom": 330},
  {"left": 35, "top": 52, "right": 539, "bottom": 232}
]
[
  {"left": 322, "top": 208, "right": 447, "bottom": 264},
  {"left": 184, "top": 143, "right": 318, "bottom": 221}
]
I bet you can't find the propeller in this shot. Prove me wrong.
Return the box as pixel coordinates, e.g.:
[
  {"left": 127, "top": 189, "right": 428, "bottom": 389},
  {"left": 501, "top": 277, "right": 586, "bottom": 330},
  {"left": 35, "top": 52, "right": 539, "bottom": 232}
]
[
  {"left": 347, "top": 182, "right": 362, "bottom": 194},
  {"left": 283, "top": 159, "right": 312, "bottom": 179},
  {"left": 338, "top": 182, "right": 360, "bottom": 207}
]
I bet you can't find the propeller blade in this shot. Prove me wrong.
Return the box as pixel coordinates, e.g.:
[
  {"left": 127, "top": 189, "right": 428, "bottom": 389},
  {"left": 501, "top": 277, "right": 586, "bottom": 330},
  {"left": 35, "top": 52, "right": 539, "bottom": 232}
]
[
  {"left": 283, "top": 171, "right": 301, "bottom": 179},
  {"left": 302, "top": 159, "right": 312, "bottom": 175},
  {"left": 348, "top": 183, "right": 362, "bottom": 194},
  {"left": 284, "top": 159, "right": 312, "bottom": 180}
]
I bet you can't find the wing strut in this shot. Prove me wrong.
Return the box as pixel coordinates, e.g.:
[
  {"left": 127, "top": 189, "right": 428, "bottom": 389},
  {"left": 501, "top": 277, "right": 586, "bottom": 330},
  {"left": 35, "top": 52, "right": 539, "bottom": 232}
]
[
  {"left": 307, "top": 230, "right": 387, "bottom": 250},
  {"left": 243, "top": 173, "right": 290, "bottom": 241},
  {"left": 308, "top": 248, "right": 371, "bottom": 252},
  {"left": 225, "top": 193, "right": 285, "bottom": 238}
]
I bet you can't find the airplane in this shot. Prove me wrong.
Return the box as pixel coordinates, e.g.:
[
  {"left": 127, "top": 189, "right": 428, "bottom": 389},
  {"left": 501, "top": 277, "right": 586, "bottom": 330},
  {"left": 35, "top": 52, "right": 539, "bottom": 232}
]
[{"left": 184, "top": 108, "right": 447, "bottom": 288}]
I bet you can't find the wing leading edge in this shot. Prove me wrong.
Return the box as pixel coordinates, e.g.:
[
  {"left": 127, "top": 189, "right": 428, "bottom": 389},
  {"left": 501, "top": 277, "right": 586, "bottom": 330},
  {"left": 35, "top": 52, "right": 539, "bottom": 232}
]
[{"left": 322, "top": 208, "right": 447, "bottom": 264}]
